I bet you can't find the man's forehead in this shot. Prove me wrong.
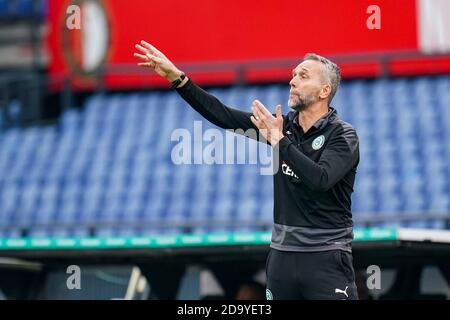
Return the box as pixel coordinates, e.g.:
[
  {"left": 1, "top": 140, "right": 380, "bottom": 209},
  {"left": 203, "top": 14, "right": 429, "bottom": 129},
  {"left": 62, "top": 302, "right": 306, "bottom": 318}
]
[{"left": 294, "top": 60, "right": 322, "bottom": 73}]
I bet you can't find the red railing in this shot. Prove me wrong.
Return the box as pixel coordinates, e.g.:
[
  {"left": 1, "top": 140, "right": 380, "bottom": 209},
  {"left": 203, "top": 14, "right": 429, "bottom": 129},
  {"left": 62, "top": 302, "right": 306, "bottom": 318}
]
[{"left": 49, "top": 49, "right": 450, "bottom": 92}]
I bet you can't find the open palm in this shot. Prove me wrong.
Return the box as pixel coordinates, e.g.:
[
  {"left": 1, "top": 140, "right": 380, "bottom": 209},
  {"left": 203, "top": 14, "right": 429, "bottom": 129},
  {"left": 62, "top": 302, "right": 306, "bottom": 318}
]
[{"left": 133, "top": 40, "right": 181, "bottom": 81}]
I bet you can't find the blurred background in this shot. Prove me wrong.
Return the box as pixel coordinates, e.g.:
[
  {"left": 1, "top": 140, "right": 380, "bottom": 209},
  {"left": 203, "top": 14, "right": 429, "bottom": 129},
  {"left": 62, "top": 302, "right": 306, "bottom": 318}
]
[{"left": 0, "top": 0, "right": 449, "bottom": 300}]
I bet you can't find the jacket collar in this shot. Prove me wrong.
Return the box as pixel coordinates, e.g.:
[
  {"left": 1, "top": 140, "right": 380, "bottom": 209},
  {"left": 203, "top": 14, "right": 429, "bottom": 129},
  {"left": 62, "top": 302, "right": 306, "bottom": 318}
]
[{"left": 289, "top": 107, "right": 338, "bottom": 132}]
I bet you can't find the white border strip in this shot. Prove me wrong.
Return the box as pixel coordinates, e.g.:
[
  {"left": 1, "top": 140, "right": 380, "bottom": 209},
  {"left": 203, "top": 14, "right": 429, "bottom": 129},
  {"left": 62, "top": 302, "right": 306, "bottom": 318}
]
[{"left": 397, "top": 228, "right": 450, "bottom": 243}]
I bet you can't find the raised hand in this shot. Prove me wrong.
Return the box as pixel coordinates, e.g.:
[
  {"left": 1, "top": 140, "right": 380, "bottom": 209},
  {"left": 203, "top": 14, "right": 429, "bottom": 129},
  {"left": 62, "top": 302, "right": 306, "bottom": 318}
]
[
  {"left": 250, "top": 100, "right": 284, "bottom": 146},
  {"left": 133, "top": 40, "right": 183, "bottom": 82}
]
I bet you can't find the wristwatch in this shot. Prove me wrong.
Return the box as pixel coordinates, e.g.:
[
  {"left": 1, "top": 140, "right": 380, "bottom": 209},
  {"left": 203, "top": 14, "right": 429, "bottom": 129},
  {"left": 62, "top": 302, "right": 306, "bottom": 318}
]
[{"left": 170, "top": 73, "right": 186, "bottom": 89}]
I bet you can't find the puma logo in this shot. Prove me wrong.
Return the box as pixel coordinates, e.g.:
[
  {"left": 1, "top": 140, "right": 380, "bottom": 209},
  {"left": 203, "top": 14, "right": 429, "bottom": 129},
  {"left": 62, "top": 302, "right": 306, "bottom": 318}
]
[{"left": 335, "top": 286, "right": 349, "bottom": 298}]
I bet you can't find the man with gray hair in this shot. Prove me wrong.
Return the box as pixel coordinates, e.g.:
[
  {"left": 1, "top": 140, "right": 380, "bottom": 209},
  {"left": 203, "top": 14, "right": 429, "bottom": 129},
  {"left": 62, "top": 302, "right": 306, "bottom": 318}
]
[{"left": 134, "top": 41, "right": 360, "bottom": 300}]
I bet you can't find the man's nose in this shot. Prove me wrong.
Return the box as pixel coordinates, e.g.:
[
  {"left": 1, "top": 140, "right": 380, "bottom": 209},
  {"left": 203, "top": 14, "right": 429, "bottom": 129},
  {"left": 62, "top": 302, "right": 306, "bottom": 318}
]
[{"left": 289, "top": 77, "right": 296, "bottom": 87}]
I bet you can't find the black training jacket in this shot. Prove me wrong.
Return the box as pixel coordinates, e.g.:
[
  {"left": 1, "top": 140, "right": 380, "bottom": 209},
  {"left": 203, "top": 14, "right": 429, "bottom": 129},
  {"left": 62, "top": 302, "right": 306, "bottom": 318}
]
[{"left": 176, "top": 79, "right": 360, "bottom": 252}]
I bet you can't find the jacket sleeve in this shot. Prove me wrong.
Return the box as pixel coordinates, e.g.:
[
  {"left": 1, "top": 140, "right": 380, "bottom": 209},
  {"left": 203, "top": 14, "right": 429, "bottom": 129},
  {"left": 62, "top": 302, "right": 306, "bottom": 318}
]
[
  {"left": 277, "top": 124, "right": 359, "bottom": 192},
  {"left": 176, "top": 79, "right": 258, "bottom": 133}
]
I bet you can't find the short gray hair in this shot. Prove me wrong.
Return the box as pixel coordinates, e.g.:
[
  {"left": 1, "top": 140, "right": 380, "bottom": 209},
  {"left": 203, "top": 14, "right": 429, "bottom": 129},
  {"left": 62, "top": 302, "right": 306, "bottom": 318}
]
[{"left": 303, "top": 53, "right": 341, "bottom": 104}]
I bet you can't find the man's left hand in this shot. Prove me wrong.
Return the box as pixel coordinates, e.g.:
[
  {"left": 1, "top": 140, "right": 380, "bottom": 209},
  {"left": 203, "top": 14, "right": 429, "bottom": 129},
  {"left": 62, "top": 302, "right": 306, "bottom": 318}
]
[{"left": 250, "top": 100, "right": 284, "bottom": 146}]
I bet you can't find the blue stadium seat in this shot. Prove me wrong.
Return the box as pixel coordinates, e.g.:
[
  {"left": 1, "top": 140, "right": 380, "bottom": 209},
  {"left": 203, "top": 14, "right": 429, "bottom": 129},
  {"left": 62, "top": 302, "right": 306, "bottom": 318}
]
[
  {"left": 15, "top": 0, "right": 33, "bottom": 17},
  {"left": 1, "top": 75, "right": 449, "bottom": 237},
  {"left": 0, "top": 0, "right": 7, "bottom": 18},
  {"left": 0, "top": 0, "right": 46, "bottom": 20}
]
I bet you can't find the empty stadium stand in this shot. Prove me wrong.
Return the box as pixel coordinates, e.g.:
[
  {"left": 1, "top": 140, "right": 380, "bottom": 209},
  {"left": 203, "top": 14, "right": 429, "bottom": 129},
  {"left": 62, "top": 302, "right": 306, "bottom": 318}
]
[
  {"left": 0, "top": 0, "right": 46, "bottom": 21},
  {"left": 0, "top": 75, "right": 449, "bottom": 237}
]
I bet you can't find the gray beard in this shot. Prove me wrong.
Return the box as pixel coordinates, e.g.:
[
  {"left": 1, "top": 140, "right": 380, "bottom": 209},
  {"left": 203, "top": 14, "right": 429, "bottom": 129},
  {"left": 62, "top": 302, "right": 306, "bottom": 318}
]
[{"left": 289, "top": 94, "right": 317, "bottom": 112}]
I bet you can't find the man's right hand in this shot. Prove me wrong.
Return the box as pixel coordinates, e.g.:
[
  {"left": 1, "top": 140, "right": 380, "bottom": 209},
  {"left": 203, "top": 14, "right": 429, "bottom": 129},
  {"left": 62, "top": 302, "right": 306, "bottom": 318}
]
[{"left": 134, "top": 40, "right": 184, "bottom": 83}]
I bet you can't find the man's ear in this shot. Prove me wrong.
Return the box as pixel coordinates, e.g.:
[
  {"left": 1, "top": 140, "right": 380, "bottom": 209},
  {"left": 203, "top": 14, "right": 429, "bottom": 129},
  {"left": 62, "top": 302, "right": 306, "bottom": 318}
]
[{"left": 319, "top": 84, "right": 332, "bottom": 100}]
